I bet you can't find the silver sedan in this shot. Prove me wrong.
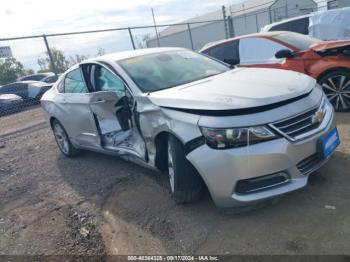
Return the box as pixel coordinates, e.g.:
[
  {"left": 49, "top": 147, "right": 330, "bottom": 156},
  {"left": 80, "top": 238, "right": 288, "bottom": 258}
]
[{"left": 41, "top": 48, "right": 339, "bottom": 207}]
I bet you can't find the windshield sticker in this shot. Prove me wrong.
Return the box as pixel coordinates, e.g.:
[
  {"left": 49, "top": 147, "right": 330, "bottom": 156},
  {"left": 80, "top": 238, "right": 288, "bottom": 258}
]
[{"left": 124, "top": 57, "right": 145, "bottom": 64}]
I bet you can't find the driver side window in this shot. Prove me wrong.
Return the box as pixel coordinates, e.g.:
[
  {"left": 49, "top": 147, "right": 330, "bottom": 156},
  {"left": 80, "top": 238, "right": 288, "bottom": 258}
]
[{"left": 93, "top": 66, "right": 126, "bottom": 97}]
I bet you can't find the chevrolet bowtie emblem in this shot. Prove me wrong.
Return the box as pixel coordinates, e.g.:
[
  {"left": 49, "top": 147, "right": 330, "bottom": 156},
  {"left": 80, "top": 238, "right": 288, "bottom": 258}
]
[{"left": 312, "top": 111, "right": 325, "bottom": 124}]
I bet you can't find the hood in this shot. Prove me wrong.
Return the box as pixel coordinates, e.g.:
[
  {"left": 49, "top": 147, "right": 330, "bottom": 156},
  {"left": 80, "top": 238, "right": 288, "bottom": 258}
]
[
  {"left": 310, "top": 40, "right": 350, "bottom": 52},
  {"left": 148, "top": 68, "right": 315, "bottom": 111},
  {"left": 0, "top": 94, "right": 23, "bottom": 103}
]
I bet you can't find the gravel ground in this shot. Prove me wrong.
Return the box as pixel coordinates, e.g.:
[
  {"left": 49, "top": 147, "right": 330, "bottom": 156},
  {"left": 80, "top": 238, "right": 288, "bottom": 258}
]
[{"left": 0, "top": 108, "right": 349, "bottom": 255}]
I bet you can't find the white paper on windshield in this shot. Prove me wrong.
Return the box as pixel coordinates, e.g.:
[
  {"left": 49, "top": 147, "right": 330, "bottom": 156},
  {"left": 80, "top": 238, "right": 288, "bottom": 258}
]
[{"left": 309, "top": 7, "right": 350, "bottom": 40}]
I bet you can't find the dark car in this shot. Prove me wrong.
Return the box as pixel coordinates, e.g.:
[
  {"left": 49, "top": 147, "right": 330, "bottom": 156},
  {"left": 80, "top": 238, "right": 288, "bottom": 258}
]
[
  {"left": 41, "top": 74, "right": 59, "bottom": 84},
  {"left": 18, "top": 72, "right": 58, "bottom": 83},
  {"left": 0, "top": 81, "right": 52, "bottom": 100}
]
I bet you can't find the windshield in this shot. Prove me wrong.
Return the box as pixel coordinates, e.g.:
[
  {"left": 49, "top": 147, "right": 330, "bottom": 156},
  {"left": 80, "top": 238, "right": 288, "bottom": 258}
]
[
  {"left": 118, "top": 50, "right": 229, "bottom": 92},
  {"left": 272, "top": 32, "right": 321, "bottom": 50}
]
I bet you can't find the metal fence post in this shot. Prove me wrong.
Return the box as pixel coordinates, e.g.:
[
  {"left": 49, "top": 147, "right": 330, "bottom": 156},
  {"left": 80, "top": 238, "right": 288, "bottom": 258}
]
[
  {"left": 151, "top": 8, "right": 161, "bottom": 47},
  {"left": 128, "top": 27, "right": 136, "bottom": 50},
  {"left": 187, "top": 23, "right": 194, "bottom": 50},
  {"left": 228, "top": 16, "right": 235, "bottom": 37},
  {"left": 285, "top": 3, "right": 288, "bottom": 19},
  {"left": 42, "top": 34, "right": 57, "bottom": 75},
  {"left": 222, "top": 5, "right": 229, "bottom": 39}
]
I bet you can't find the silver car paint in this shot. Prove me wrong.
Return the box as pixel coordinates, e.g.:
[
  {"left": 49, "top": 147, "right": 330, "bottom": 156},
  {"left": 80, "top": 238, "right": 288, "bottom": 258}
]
[
  {"left": 188, "top": 94, "right": 335, "bottom": 207},
  {"left": 147, "top": 67, "right": 315, "bottom": 110},
  {"left": 41, "top": 48, "right": 336, "bottom": 207}
]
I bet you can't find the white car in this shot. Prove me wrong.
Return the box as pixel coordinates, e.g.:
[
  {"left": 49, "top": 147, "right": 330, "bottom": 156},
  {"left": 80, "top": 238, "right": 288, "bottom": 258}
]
[{"left": 261, "top": 8, "right": 350, "bottom": 41}]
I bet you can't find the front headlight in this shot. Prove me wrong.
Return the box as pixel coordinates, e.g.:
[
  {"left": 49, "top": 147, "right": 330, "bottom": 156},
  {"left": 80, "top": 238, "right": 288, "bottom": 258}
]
[{"left": 200, "top": 126, "right": 279, "bottom": 149}]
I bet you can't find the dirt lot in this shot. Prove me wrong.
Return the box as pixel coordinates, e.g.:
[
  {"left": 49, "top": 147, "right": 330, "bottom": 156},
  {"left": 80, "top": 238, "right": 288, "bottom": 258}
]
[{"left": 0, "top": 107, "right": 350, "bottom": 255}]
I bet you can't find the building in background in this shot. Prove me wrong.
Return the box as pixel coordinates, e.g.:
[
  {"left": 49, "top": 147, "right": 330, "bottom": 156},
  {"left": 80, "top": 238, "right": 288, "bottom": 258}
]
[
  {"left": 327, "top": 0, "right": 350, "bottom": 9},
  {"left": 147, "top": 0, "right": 317, "bottom": 50},
  {"left": 147, "top": 9, "right": 227, "bottom": 51}
]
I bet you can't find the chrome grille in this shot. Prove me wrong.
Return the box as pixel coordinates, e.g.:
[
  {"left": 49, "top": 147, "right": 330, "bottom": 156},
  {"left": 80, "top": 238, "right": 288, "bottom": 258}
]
[
  {"left": 297, "top": 154, "right": 321, "bottom": 175},
  {"left": 270, "top": 98, "right": 327, "bottom": 141}
]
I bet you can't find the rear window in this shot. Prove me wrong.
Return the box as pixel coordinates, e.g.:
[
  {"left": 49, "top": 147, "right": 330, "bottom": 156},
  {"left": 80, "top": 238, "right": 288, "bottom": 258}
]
[
  {"left": 270, "top": 17, "right": 310, "bottom": 35},
  {"left": 272, "top": 32, "right": 321, "bottom": 50},
  {"left": 21, "top": 74, "right": 48, "bottom": 81},
  {"left": 44, "top": 75, "right": 58, "bottom": 83}
]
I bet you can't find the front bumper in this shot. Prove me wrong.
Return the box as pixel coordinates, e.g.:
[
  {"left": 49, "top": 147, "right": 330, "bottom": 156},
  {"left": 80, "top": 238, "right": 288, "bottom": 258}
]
[{"left": 187, "top": 106, "right": 336, "bottom": 208}]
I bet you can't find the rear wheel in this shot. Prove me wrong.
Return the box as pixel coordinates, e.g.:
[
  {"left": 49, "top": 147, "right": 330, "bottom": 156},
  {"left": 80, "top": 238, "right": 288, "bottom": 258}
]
[
  {"left": 319, "top": 70, "right": 350, "bottom": 112},
  {"left": 52, "top": 119, "right": 80, "bottom": 157},
  {"left": 167, "top": 135, "right": 202, "bottom": 203}
]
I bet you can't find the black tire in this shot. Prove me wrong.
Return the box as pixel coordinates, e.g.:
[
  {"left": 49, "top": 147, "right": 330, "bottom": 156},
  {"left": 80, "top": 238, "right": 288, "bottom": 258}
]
[
  {"left": 167, "top": 135, "right": 203, "bottom": 204},
  {"left": 52, "top": 119, "right": 80, "bottom": 157},
  {"left": 318, "top": 69, "right": 350, "bottom": 112}
]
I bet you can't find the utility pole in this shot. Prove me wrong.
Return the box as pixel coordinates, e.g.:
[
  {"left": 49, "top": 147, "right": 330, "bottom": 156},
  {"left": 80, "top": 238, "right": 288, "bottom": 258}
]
[{"left": 151, "top": 8, "right": 161, "bottom": 47}]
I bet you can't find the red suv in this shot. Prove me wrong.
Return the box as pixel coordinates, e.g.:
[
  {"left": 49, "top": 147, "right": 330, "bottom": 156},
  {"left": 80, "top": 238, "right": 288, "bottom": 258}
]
[{"left": 200, "top": 31, "right": 350, "bottom": 111}]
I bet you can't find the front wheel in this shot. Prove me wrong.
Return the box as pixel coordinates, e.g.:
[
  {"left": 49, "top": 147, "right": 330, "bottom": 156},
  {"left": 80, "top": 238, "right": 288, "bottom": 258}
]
[
  {"left": 319, "top": 70, "right": 350, "bottom": 112},
  {"left": 167, "top": 135, "right": 203, "bottom": 204},
  {"left": 52, "top": 119, "right": 80, "bottom": 157}
]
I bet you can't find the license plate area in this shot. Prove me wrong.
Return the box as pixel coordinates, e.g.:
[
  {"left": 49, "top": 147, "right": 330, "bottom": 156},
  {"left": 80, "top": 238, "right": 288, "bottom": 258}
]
[{"left": 320, "top": 127, "right": 340, "bottom": 159}]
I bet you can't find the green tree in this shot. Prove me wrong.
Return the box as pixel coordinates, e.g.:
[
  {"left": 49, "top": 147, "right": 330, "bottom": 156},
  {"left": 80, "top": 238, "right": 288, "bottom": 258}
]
[
  {"left": 0, "top": 58, "right": 25, "bottom": 85},
  {"left": 67, "top": 48, "right": 107, "bottom": 67},
  {"left": 69, "top": 54, "right": 90, "bottom": 66},
  {"left": 24, "top": 69, "right": 35, "bottom": 76},
  {"left": 37, "top": 48, "right": 69, "bottom": 74}
]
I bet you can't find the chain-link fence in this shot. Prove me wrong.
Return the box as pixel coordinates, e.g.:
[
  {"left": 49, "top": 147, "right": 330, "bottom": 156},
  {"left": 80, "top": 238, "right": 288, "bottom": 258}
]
[{"left": 0, "top": 0, "right": 330, "bottom": 117}]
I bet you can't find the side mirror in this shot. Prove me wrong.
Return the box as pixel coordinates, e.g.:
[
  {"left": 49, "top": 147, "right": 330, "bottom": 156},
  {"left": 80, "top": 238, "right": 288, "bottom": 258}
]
[{"left": 275, "top": 49, "right": 294, "bottom": 59}]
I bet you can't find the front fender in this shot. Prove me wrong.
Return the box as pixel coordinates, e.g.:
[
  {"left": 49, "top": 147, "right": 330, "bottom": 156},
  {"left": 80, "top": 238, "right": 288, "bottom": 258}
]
[
  {"left": 137, "top": 101, "right": 201, "bottom": 166},
  {"left": 307, "top": 56, "right": 350, "bottom": 80}
]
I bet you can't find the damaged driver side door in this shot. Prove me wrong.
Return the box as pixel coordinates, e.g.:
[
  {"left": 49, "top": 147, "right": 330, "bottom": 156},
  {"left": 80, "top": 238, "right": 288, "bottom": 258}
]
[{"left": 82, "top": 63, "right": 146, "bottom": 160}]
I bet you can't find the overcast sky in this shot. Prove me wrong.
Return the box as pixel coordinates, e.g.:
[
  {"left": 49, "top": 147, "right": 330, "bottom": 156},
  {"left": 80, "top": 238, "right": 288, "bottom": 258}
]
[
  {"left": 1, "top": 0, "right": 248, "bottom": 38},
  {"left": 1, "top": 0, "right": 325, "bottom": 71},
  {"left": 1, "top": 0, "right": 249, "bottom": 70}
]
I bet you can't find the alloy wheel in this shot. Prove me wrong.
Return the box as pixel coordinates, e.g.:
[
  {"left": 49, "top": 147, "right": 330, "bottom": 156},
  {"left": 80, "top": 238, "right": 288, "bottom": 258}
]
[
  {"left": 321, "top": 74, "right": 350, "bottom": 111},
  {"left": 168, "top": 142, "right": 175, "bottom": 193},
  {"left": 53, "top": 123, "right": 70, "bottom": 155}
]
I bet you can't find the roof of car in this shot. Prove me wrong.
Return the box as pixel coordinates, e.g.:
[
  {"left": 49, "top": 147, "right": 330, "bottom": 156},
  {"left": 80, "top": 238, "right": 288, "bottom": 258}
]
[
  {"left": 90, "top": 47, "right": 185, "bottom": 63},
  {"left": 19, "top": 72, "right": 53, "bottom": 78},
  {"left": 199, "top": 31, "right": 288, "bottom": 52},
  {"left": 260, "top": 14, "right": 311, "bottom": 32}
]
